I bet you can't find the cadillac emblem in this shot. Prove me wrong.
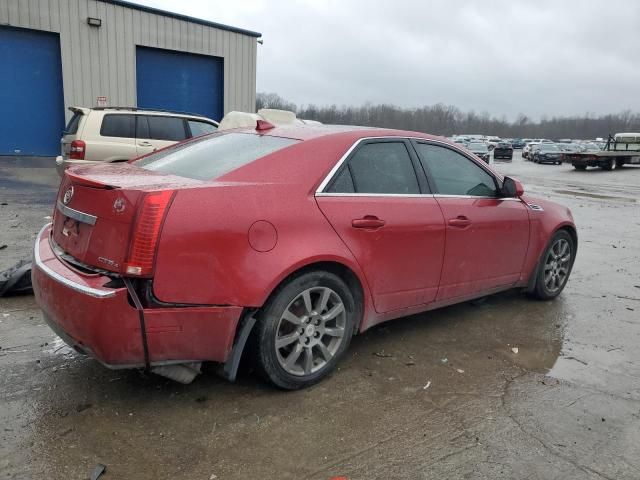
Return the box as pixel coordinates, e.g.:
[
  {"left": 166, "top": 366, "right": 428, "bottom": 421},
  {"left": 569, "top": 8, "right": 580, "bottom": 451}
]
[
  {"left": 113, "top": 197, "right": 126, "bottom": 213},
  {"left": 62, "top": 186, "right": 74, "bottom": 205}
]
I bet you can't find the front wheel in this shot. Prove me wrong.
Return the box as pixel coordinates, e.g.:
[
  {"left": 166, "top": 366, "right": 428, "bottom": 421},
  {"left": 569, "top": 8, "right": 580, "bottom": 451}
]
[
  {"left": 530, "top": 230, "right": 576, "bottom": 300},
  {"left": 254, "top": 271, "right": 356, "bottom": 389}
]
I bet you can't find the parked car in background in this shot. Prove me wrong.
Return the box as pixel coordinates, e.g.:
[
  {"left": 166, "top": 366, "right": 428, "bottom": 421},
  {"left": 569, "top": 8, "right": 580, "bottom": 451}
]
[
  {"left": 579, "top": 142, "right": 602, "bottom": 152},
  {"left": 485, "top": 137, "right": 501, "bottom": 150},
  {"left": 559, "top": 143, "right": 582, "bottom": 153},
  {"left": 493, "top": 141, "right": 514, "bottom": 161},
  {"left": 55, "top": 107, "right": 219, "bottom": 175},
  {"left": 33, "top": 122, "right": 577, "bottom": 389},
  {"left": 523, "top": 141, "right": 540, "bottom": 160},
  {"left": 532, "top": 143, "right": 563, "bottom": 164},
  {"left": 511, "top": 139, "right": 526, "bottom": 149},
  {"left": 467, "top": 142, "right": 491, "bottom": 163}
]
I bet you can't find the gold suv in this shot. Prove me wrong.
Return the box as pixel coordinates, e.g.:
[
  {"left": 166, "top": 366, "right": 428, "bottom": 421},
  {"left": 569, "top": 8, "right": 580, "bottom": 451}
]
[{"left": 56, "top": 107, "right": 218, "bottom": 175}]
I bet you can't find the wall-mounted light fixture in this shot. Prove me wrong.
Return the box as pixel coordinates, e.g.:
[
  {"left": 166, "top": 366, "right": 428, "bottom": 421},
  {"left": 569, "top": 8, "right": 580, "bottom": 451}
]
[{"left": 87, "top": 17, "right": 102, "bottom": 27}]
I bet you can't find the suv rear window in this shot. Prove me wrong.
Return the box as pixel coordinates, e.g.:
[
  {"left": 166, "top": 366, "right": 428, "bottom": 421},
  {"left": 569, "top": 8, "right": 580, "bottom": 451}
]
[
  {"left": 64, "top": 112, "right": 83, "bottom": 135},
  {"left": 135, "top": 132, "right": 299, "bottom": 180},
  {"left": 100, "top": 114, "right": 135, "bottom": 138}
]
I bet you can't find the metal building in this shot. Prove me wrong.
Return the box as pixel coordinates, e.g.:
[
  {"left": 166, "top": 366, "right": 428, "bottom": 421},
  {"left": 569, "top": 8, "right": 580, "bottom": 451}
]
[{"left": 0, "top": 0, "right": 260, "bottom": 155}]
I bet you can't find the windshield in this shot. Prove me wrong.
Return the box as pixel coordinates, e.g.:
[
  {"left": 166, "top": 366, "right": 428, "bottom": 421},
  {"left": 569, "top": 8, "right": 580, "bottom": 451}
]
[
  {"left": 468, "top": 143, "right": 488, "bottom": 151},
  {"left": 135, "top": 132, "right": 299, "bottom": 180}
]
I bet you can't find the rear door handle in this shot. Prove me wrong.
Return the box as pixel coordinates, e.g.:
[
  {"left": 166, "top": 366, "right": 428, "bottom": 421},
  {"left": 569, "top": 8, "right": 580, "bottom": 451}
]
[
  {"left": 448, "top": 216, "right": 471, "bottom": 228},
  {"left": 352, "top": 216, "right": 386, "bottom": 229}
]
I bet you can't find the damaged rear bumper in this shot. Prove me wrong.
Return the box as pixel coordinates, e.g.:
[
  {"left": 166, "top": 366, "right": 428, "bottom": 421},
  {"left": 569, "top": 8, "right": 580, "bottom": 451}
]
[{"left": 32, "top": 224, "right": 244, "bottom": 370}]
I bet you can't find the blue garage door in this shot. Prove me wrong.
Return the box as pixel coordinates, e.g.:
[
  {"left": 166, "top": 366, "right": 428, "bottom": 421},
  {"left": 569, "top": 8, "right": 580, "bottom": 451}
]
[
  {"left": 136, "top": 47, "right": 224, "bottom": 122},
  {"left": 0, "top": 27, "right": 65, "bottom": 156}
]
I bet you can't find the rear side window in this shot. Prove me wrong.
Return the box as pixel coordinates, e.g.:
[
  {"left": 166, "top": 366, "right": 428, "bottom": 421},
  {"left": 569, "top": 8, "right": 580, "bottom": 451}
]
[
  {"left": 64, "top": 112, "right": 82, "bottom": 135},
  {"left": 330, "top": 142, "right": 419, "bottom": 194},
  {"left": 100, "top": 114, "right": 135, "bottom": 138},
  {"left": 416, "top": 143, "right": 497, "bottom": 197},
  {"left": 188, "top": 120, "right": 217, "bottom": 138},
  {"left": 146, "top": 116, "right": 187, "bottom": 141},
  {"left": 135, "top": 132, "right": 299, "bottom": 180}
]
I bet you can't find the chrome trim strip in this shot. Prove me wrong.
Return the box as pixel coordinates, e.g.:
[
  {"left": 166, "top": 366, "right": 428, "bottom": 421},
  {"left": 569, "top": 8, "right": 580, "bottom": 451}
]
[
  {"left": 315, "top": 192, "right": 433, "bottom": 198},
  {"left": 34, "top": 224, "right": 116, "bottom": 298},
  {"left": 314, "top": 135, "right": 503, "bottom": 195},
  {"left": 315, "top": 192, "right": 522, "bottom": 200},
  {"left": 315, "top": 137, "right": 369, "bottom": 193},
  {"left": 57, "top": 201, "right": 97, "bottom": 226}
]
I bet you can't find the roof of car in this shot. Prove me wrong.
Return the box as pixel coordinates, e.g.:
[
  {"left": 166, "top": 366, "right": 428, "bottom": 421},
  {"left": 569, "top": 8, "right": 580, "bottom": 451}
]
[{"left": 233, "top": 124, "right": 447, "bottom": 143}]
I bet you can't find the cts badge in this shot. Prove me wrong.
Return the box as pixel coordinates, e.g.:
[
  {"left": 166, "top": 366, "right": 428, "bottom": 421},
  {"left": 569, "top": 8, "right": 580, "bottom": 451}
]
[
  {"left": 62, "top": 186, "right": 74, "bottom": 205},
  {"left": 113, "top": 197, "right": 126, "bottom": 213}
]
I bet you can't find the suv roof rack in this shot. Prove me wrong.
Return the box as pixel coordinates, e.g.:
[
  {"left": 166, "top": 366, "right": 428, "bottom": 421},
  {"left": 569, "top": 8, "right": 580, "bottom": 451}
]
[{"left": 91, "top": 106, "right": 211, "bottom": 118}]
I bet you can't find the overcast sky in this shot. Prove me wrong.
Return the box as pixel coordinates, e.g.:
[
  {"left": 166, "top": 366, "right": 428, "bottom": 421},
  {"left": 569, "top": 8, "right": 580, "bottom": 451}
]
[{"left": 135, "top": 0, "right": 640, "bottom": 120}]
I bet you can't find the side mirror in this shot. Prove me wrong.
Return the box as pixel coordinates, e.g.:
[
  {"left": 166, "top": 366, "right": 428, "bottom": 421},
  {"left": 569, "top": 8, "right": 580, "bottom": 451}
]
[{"left": 501, "top": 176, "right": 524, "bottom": 197}]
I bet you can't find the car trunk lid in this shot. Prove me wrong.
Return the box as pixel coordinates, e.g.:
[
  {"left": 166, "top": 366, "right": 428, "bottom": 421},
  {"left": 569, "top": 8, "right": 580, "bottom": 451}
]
[{"left": 52, "top": 163, "right": 202, "bottom": 275}]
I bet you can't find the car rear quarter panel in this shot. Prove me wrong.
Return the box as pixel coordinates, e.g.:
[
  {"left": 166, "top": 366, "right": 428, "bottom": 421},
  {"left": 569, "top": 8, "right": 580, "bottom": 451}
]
[{"left": 152, "top": 183, "right": 369, "bottom": 309}]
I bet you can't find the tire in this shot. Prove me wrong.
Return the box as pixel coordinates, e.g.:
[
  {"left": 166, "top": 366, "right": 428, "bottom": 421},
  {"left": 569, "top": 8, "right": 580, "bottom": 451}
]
[
  {"left": 602, "top": 159, "right": 616, "bottom": 171},
  {"left": 530, "top": 230, "right": 576, "bottom": 300},
  {"left": 573, "top": 164, "right": 586, "bottom": 170},
  {"left": 254, "top": 271, "right": 356, "bottom": 389}
]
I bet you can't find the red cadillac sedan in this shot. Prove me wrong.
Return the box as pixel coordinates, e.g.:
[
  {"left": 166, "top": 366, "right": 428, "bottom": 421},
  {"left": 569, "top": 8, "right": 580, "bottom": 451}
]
[{"left": 33, "top": 123, "right": 577, "bottom": 389}]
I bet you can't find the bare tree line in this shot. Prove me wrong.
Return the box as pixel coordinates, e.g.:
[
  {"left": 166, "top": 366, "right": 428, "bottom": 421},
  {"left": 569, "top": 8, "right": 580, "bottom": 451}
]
[{"left": 256, "top": 92, "right": 640, "bottom": 139}]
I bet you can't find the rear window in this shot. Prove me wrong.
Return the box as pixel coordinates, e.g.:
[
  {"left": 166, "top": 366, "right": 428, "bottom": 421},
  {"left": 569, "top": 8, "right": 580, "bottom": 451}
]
[
  {"left": 64, "top": 112, "right": 82, "bottom": 135},
  {"left": 100, "top": 114, "right": 135, "bottom": 138},
  {"left": 188, "top": 120, "right": 217, "bottom": 137},
  {"left": 135, "top": 132, "right": 299, "bottom": 180}
]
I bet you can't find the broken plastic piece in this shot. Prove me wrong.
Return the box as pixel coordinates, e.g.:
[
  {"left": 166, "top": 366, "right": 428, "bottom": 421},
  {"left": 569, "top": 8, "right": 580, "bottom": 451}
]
[
  {"left": 0, "top": 260, "right": 33, "bottom": 297},
  {"left": 423, "top": 381, "right": 431, "bottom": 390},
  {"left": 511, "top": 347, "right": 519, "bottom": 354},
  {"left": 90, "top": 464, "right": 107, "bottom": 480}
]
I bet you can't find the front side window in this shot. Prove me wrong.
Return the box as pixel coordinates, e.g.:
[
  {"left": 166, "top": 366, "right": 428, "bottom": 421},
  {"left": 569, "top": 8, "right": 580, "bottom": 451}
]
[
  {"left": 188, "top": 120, "right": 218, "bottom": 138},
  {"left": 135, "top": 132, "right": 299, "bottom": 181},
  {"left": 100, "top": 114, "right": 135, "bottom": 138},
  {"left": 328, "top": 142, "right": 420, "bottom": 194},
  {"left": 416, "top": 143, "right": 497, "bottom": 197}
]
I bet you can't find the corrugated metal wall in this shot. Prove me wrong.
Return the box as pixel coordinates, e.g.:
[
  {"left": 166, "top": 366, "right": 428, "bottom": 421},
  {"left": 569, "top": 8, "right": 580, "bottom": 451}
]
[{"left": 0, "top": 0, "right": 258, "bottom": 120}]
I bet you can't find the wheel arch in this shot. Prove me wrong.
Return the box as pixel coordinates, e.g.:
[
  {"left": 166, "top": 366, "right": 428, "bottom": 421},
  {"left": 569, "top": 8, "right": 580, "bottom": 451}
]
[
  {"left": 262, "top": 258, "right": 368, "bottom": 335},
  {"left": 526, "top": 223, "right": 577, "bottom": 293}
]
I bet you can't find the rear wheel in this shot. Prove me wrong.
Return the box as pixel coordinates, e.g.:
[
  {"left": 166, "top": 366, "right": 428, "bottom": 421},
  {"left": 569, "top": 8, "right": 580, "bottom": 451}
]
[
  {"left": 602, "top": 159, "right": 617, "bottom": 171},
  {"left": 531, "top": 230, "right": 575, "bottom": 300},
  {"left": 254, "top": 271, "right": 355, "bottom": 389}
]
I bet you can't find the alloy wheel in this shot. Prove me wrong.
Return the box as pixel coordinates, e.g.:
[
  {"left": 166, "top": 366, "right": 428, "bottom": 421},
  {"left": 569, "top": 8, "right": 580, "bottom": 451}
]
[
  {"left": 543, "top": 238, "right": 572, "bottom": 293},
  {"left": 275, "top": 287, "right": 347, "bottom": 376}
]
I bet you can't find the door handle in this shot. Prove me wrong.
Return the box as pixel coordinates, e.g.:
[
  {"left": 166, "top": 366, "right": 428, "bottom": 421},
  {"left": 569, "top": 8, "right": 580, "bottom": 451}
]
[
  {"left": 138, "top": 141, "right": 153, "bottom": 147},
  {"left": 352, "top": 216, "right": 386, "bottom": 229},
  {"left": 448, "top": 216, "right": 471, "bottom": 228}
]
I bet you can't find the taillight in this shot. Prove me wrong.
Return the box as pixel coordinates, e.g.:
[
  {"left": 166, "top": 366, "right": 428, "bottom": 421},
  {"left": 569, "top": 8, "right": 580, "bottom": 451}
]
[
  {"left": 69, "top": 140, "right": 86, "bottom": 160},
  {"left": 124, "top": 190, "right": 175, "bottom": 277}
]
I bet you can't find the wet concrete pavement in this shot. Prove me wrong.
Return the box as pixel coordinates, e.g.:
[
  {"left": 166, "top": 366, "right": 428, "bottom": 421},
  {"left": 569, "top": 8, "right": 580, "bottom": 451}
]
[{"left": 1, "top": 154, "right": 639, "bottom": 479}]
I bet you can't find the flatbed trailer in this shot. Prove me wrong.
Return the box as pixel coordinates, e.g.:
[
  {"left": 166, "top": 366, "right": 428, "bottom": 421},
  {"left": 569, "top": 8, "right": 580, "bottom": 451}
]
[{"left": 563, "top": 133, "right": 640, "bottom": 171}]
